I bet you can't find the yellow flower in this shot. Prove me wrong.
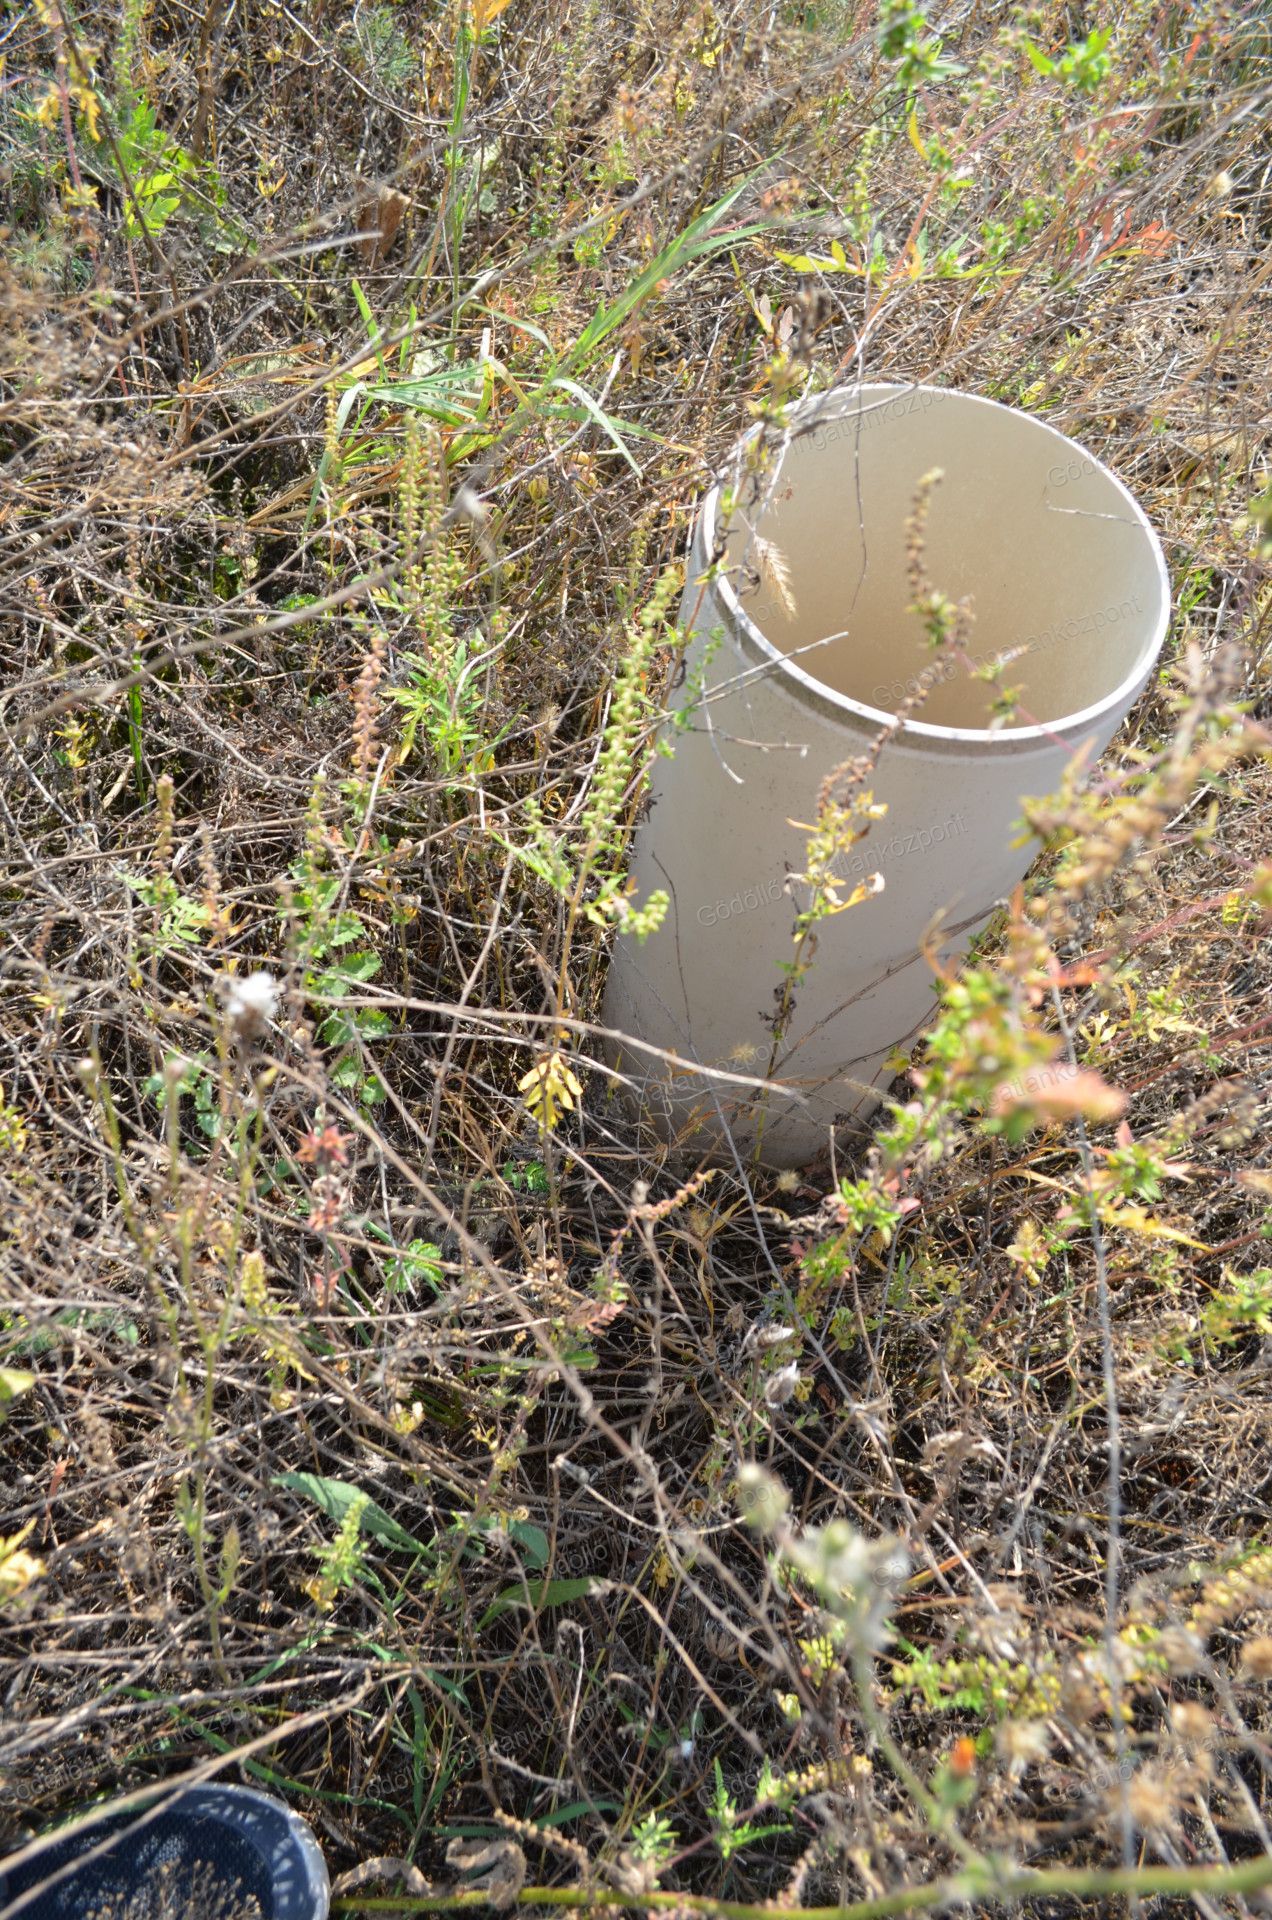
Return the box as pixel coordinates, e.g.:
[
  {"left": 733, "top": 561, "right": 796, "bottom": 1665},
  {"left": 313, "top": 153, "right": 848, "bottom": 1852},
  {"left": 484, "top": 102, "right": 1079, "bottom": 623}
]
[
  {"left": 518, "top": 1050, "right": 582, "bottom": 1132},
  {"left": 72, "top": 84, "right": 102, "bottom": 142},
  {"left": 0, "top": 1522, "right": 44, "bottom": 1605}
]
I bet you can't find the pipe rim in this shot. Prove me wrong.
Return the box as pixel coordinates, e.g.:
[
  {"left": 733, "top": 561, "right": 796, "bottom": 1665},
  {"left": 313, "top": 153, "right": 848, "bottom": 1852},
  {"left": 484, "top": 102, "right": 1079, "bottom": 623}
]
[{"left": 699, "top": 382, "right": 1172, "bottom": 754}]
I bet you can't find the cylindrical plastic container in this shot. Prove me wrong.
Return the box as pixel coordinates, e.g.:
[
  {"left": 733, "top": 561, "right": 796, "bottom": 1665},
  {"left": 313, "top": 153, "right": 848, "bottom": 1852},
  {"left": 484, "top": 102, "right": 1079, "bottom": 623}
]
[
  {"left": 602, "top": 383, "right": 1170, "bottom": 1166},
  {"left": 0, "top": 1783, "right": 330, "bottom": 1919}
]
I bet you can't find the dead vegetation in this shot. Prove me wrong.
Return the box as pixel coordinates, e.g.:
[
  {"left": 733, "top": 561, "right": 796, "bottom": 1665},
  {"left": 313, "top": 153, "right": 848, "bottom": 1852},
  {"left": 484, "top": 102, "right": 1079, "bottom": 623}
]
[{"left": 1, "top": 0, "right": 1271, "bottom": 1915}]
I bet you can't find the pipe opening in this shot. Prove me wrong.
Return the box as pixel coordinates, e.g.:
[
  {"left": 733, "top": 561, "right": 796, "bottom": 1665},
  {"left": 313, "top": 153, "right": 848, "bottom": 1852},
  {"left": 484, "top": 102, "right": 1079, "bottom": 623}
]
[{"left": 719, "top": 386, "right": 1169, "bottom": 738}]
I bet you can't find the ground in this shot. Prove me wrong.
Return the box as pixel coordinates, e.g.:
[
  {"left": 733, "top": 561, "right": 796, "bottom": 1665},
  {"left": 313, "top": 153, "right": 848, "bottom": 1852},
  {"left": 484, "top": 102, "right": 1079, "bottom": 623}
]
[{"left": 1, "top": 2, "right": 1271, "bottom": 1917}]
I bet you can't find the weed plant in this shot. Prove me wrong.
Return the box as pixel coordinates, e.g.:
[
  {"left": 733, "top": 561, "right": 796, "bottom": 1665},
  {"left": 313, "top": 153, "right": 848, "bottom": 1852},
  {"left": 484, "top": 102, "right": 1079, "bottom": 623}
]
[{"left": 1, "top": 1, "right": 1271, "bottom": 1916}]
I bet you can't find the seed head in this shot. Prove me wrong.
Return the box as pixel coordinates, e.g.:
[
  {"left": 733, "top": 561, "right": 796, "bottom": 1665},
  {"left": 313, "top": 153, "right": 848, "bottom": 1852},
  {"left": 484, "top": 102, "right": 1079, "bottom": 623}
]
[
  {"left": 995, "top": 1718, "right": 1050, "bottom": 1775},
  {"left": 1156, "top": 1624, "right": 1204, "bottom": 1675},
  {"left": 222, "top": 969, "right": 280, "bottom": 1039},
  {"left": 1169, "top": 1701, "right": 1212, "bottom": 1745},
  {"left": 763, "top": 1362, "right": 800, "bottom": 1408},
  {"left": 735, "top": 1464, "right": 790, "bottom": 1535},
  {"left": 1240, "top": 1634, "right": 1272, "bottom": 1680},
  {"left": 1124, "top": 1764, "right": 1181, "bottom": 1836}
]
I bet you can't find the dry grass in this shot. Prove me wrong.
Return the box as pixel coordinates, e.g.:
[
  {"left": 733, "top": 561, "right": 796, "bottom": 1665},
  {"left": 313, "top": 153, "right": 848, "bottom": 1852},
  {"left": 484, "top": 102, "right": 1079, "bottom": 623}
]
[{"left": 1, "top": 0, "right": 1271, "bottom": 1915}]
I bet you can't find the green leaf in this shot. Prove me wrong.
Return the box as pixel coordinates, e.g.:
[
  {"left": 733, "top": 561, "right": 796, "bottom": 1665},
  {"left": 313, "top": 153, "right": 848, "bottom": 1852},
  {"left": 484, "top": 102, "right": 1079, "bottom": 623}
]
[
  {"left": 362, "top": 361, "right": 486, "bottom": 412},
  {"left": 574, "top": 174, "right": 772, "bottom": 363},
  {"left": 773, "top": 246, "right": 849, "bottom": 275},
  {"left": 508, "top": 1520, "right": 549, "bottom": 1569},
  {"left": 344, "top": 949, "right": 383, "bottom": 981},
  {"left": 535, "top": 1799, "right": 623, "bottom": 1827},
  {"left": 466, "top": 1515, "right": 549, "bottom": 1568},
  {"left": 318, "top": 948, "right": 382, "bottom": 986},
  {"left": 303, "top": 380, "right": 371, "bottom": 534},
  {"left": 324, "top": 911, "right": 369, "bottom": 949},
  {"left": 274, "top": 1473, "right": 430, "bottom": 1556},
  {"left": 1023, "top": 39, "right": 1055, "bottom": 74},
  {"left": 351, "top": 276, "right": 389, "bottom": 381},
  {"left": 0, "top": 1367, "right": 35, "bottom": 1421},
  {"left": 548, "top": 376, "right": 643, "bottom": 475},
  {"left": 480, "top": 1574, "right": 600, "bottom": 1627},
  {"left": 384, "top": 1237, "right": 445, "bottom": 1293}
]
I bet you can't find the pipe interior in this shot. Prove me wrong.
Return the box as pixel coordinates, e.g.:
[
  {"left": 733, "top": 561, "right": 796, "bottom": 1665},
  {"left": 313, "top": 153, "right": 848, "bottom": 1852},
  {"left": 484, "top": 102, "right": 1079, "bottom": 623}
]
[{"left": 727, "top": 390, "right": 1167, "bottom": 733}]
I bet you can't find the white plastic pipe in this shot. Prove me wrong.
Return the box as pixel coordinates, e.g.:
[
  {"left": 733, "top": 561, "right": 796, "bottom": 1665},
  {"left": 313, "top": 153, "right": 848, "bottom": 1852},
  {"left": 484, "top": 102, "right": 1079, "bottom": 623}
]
[{"left": 603, "top": 383, "right": 1170, "bottom": 1166}]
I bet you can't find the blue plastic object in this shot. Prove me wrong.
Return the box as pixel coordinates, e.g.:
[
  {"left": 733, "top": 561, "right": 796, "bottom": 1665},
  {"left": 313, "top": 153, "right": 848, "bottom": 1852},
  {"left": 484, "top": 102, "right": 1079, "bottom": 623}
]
[{"left": 0, "top": 1784, "right": 330, "bottom": 1919}]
